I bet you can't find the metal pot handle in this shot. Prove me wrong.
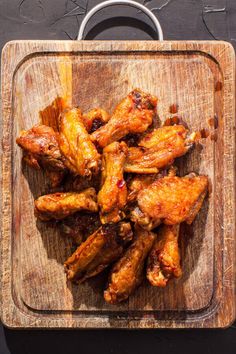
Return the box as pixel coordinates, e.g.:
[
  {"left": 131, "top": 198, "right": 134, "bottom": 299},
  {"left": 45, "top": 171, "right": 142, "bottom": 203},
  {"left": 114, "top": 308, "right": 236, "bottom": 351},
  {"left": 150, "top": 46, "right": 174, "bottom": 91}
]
[{"left": 77, "top": 0, "right": 163, "bottom": 40}]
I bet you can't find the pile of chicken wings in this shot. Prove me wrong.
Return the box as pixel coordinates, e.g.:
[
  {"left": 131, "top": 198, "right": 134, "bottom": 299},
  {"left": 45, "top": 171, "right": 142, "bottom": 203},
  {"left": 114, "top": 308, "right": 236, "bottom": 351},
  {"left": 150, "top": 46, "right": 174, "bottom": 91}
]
[{"left": 16, "top": 89, "right": 208, "bottom": 304}]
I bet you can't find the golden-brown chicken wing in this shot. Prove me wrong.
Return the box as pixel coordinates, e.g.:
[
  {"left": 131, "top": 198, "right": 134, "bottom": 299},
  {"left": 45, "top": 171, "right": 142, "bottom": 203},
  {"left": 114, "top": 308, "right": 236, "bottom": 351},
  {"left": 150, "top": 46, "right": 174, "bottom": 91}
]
[
  {"left": 59, "top": 212, "right": 101, "bottom": 245},
  {"left": 91, "top": 89, "right": 157, "bottom": 148},
  {"left": 35, "top": 187, "right": 98, "bottom": 221},
  {"left": 124, "top": 125, "right": 196, "bottom": 174},
  {"left": 64, "top": 222, "right": 133, "bottom": 283},
  {"left": 104, "top": 226, "right": 156, "bottom": 304},
  {"left": 132, "top": 175, "right": 208, "bottom": 229},
  {"left": 58, "top": 108, "right": 100, "bottom": 176},
  {"left": 97, "top": 141, "right": 128, "bottom": 224},
  {"left": 16, "top": 124, "right": 67, "bottom": 187},
  {"left": 147, "top": 225, "right": 182, "bottom": 287},
  {"left": 83, "top": 108, "right": 110, "bottom": 133}
]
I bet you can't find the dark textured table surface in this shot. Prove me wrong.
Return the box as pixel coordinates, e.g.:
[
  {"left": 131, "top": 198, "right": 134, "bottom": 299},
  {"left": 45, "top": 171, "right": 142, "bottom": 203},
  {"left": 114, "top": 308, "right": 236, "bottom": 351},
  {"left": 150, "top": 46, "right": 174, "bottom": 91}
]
[{"left": 0, "top": 0, "right": 236, "bottom": 353}]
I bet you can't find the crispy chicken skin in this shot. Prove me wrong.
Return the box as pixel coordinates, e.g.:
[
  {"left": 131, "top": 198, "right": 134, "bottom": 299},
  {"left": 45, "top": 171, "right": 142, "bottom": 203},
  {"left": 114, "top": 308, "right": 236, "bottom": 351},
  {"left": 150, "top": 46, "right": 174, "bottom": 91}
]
[
  {"left": 124, "top": 125, "right": 196, "bottom": 174},
  {"left": 91, "top": 89, "right": 157, "bottom": 147},
  {"left": 83, "top": 108, "right": 110, "bottom": 133},
  {"left": 132, "top": 175, "right": 208, "bottom": 229},
  {"left": 104, "top": 226, "right": 156, "bottom": 304},
  {"left": 58, "top": 108, "right": 100, "bottom": 176},
  {"left": 59, "top": 212, "right": 101, "bottom": 245},
  {"left": 147, "top": 225, "right": 182, "bottom": 287},
  {"left": 34, "top": 187, "right": 98, "bottom": 221},
  {"left": 64, "top": 222, "right": 133, "bottom": 283},
  {"left": 16, "top": 125, "right": 67, "bottom": 187},
  {"left": 98, "top": 142, "right": 128, "bottom": 224}
]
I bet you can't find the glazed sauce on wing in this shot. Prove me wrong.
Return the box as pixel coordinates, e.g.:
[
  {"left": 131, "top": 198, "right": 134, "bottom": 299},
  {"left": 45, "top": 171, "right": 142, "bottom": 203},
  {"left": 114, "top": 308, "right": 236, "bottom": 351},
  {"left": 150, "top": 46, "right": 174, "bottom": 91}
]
[{"left": 117, "top": 180, "right": 125, "bottom": 188}]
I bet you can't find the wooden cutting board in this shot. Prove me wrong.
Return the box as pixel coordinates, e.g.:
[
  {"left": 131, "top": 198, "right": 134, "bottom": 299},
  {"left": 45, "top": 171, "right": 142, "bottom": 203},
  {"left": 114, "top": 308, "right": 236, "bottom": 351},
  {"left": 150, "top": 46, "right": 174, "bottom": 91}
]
[{"left": 1, "top": 40, "right": 235, "bottom": 328}]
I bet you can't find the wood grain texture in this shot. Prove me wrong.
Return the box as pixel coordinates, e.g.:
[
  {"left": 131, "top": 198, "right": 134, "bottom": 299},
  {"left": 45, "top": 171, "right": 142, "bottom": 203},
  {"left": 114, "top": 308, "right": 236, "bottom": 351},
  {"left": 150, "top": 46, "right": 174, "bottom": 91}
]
[{"left": 0, "top": 40, "right": 235, "bottom": 329}]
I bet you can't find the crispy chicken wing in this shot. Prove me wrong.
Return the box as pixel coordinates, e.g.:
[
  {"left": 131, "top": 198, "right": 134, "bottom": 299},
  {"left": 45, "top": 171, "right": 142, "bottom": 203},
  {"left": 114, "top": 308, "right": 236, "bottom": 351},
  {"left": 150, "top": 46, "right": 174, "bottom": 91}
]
[
  {"left": 98, "top": 141, "right": 128, "bottom": 224},
  {"left": 147, "top": 225, "right": 182, "bottom": 287},
  {"left": 104, "top": 226, "right": 156, "bottom": 304},
  {"left": 91, "top": 89, "right": 157, "bottom": 147},
  {"left": 64, "top": 222, "right": 133, "bottom": 283},
  {"left": 83, "top": 108, "right": 110, "bottom": 133},
  {"left": 124, "top": 125, "right": 196, "bottom": 174},
  {"left": 16, "top": 125, "right": 67, "bottom": 187},
  {"left": 132, "top": 175, "right": 208, "bottom": 229},
  {"left": 35, "top": 187, "right": 98, "bottom": 221},
  {"left": 59, "top": 212, "right": 101, "bottom": 245},
  {"left": 58, "top": 108, "right": 100, "bottom": 176}
]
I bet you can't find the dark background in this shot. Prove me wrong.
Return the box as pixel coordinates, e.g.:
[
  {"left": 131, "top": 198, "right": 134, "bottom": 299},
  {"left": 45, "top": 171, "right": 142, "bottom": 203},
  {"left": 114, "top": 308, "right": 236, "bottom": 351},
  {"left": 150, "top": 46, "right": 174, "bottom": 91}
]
[{"left": 0, "top": 0, "right": 236, "bottom": 353}]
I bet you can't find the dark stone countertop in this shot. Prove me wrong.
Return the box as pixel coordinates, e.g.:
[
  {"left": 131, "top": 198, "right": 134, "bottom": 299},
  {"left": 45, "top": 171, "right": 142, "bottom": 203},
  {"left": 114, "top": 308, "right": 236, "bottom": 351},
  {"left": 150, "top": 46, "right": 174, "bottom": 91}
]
[{"left": 0, "top": 1, "right": 235, "bottom": 353}]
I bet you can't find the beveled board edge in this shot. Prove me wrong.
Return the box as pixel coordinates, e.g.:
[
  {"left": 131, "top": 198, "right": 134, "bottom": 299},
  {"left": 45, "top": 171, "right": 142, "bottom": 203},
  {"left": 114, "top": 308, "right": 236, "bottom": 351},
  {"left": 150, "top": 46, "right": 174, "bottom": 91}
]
[{"left": 1, "top": 40, "right": 235, "bottom": 329}]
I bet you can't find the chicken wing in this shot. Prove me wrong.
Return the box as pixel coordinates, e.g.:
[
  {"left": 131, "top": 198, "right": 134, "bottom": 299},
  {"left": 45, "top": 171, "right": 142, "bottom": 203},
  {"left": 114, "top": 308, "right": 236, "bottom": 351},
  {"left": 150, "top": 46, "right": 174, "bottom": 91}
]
[
  {"left": 104, "top": 226, "right": 156, "bottom": 304},
  {"left": 83, "top": 108, "right": 110, "bottom": 133},
  {"left": 16, "top": 124, "right": 67, "bottom": 187},
  {"left": 91, "top": 89, "right": 157, "bottom": 148},
  {"left": 131, "top": 175, "right": 208, "bottom": 229},
  {"left": 124, "top": 125, "right": 196, "bottom": 174},
  {"left": 64, "top": 222, "right": 133, "bottom": 283},
  {"left": 35, "top": 187, "right": 98, "bottom": 221},
  {"left": 58, "top": 108, "right": 100, "bottom": 176},
  {"left": 98, "top": 141, "right": 128, "bottom": 224},
  {"left": 59, "top": 212, "right": 101, "bottom": 245},
  {"left": 147, "top": 225, "right": 182, "bottom": 287}
]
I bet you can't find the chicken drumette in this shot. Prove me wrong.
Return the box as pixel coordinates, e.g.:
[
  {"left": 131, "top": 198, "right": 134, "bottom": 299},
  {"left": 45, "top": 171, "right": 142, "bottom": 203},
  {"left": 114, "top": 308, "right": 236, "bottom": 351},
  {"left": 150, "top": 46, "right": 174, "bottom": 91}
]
[
  {"left": 147, "top": 224, "right": 182, "bottom": 287},
  {"left": 104, "top": 226, "right": 156, "bottom": 304},
  {"left": 97, "top": 141, "right": 128, "bottom": 224},
  {"left": 91, "top": 89, "right": 157, "bottom": 148},
  {"left": 131, "top": 174, "right": 208, "bottom": 230}
]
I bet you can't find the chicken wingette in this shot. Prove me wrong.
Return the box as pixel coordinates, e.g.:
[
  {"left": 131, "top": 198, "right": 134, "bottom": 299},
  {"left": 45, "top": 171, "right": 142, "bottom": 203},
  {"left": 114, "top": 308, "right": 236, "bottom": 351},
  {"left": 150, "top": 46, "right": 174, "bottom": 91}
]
[
  {"left": 98, "top": 141, "right": 128, "bottom": 223},
  {"left": 34, "top": 188, "right": 98, "bottom": 221},
  {"left": 58, "top": 108, "right": 100, "bottom": 176},
  {"left": 64, "top": 222, "right": 133, "bottom": 283},
  {"left": 147, "top": 225, "right": 182, "bottom": 287},
  {"left": 16, "top": 124, "right": 67, "bottom": 187},
  {"left": 104, "top": 226, "right": 156, "bottom": 304},
  {"left": 91, "top": 89, "right": 157, "bottom": 147},
  {"left": 125, "top": 125, "right": 197, "bottom": 174},
  {"left": 131, "top": 175, "right": 208, "bottom": 229}
]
